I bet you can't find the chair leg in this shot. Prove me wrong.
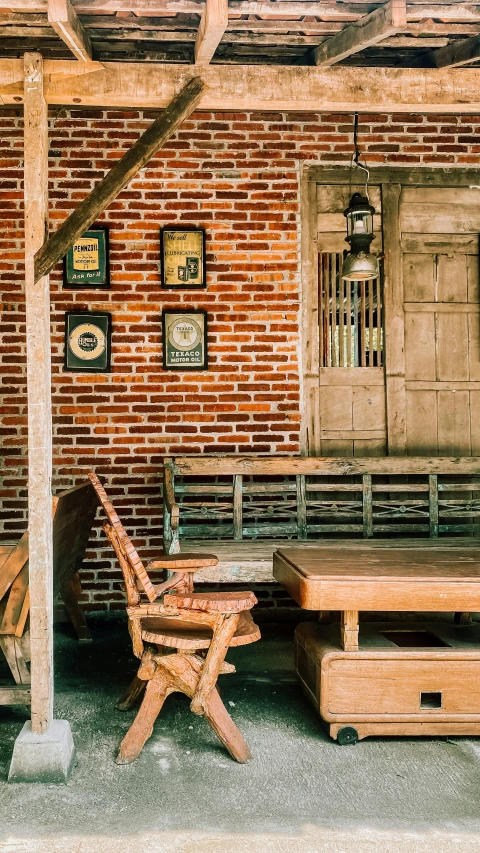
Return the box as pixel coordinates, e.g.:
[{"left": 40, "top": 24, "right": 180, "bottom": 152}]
[
  {"left": 204, "top": 687, "right": 252, "bottom": 764},
  {"left": 116, "top": 668, "right": 173, "bottom": 764},
  {"left": 116, "top": 675, "right": 146, "bottom": 711}
]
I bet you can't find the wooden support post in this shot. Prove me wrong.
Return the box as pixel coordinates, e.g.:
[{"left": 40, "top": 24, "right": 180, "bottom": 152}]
[
  {"left": 23, "top": 52, "right": 53, "bottom": 735},
  {"left": 382, "top": 183, "right": 407, "bottom": 456},
  {"left": 47, "top": 0, "right": 92, "bottom": 62},
  {"left": 195, "top": 0, "right": 228, "bottom": 65},
  {"left": 34, "top": 75, "right": 205, "bottom": 282},
  {"left": 341, "top": 610, "right": 359, "bottom": 652}
]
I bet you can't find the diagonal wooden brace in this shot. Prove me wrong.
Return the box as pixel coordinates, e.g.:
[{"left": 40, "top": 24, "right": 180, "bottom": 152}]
[{"left": 34, "top": 75, "right": 206, "bottom": 282}]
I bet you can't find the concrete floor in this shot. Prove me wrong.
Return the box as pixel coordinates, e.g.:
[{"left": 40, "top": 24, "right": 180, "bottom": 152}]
[{"left": 0, "top": 618, "right": 480, "bottom": 853}]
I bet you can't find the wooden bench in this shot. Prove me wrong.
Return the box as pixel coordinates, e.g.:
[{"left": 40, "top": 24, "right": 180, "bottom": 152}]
[
  {"left": 162, "top": 456, "right": 480, "bottom": 583},
  {"left": 0, "top": 480, "right": 98, "bottom": 705}
]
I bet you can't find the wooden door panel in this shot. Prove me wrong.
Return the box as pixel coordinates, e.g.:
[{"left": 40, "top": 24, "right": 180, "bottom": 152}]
[
  {"left": 468, "top": 314, "right": 480, "bottom": 382},
  {"left": 352, "top": 385, "right": 386, "bottom": 432},
  {"left": 436, "top": 313, "right": 469, "bottom": 382},
  {"left": 405, "top": 313, "right": 436, "bottom": 381},
  {"left": 470, "top": 392, "right": 480, "bottom": 455},
  {"left": 406, "top": 390, "right": 437, "bottom": 455},
  {"left": 467, "top": 254, "right": 479, "bottom": 303},
  {"left": 437, "top": 390, "right": 471, "bottom": 456},
  {"left": 320, "top": 386, "right": 353, "bottom": 431},
  {"left": 403, "top": 254, "right": 435, "bottom": 303},
  {"left": 437, "top": 254, "right": 468, "bottom": 303}
]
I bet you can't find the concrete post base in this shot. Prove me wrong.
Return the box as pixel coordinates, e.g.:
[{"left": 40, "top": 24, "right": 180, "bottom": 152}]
[{"left": 8, "top": 720, "right": 75, "bottom": 783}]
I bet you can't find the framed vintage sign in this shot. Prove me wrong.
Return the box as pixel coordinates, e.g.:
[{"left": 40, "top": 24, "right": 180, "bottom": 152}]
[
  {"left": 63, "top": 227, "right": 110, "bottom": 289},
  {"left": 160, "top": 226, "right": 206, "bottom": 289},
  {"left": 64, "top": 311, "right": 112, "bottom": 373},
  {"left": 162, "top": 310, "right": 208, "bottom": 370}
]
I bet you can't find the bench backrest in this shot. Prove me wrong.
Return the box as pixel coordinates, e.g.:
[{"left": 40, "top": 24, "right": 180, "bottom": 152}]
[
  {"left": 164, "top": 456, "right": 480, "bottom": 545},
  {"left": 52, "top": 480, "right": 100, "bottom": 596},
  {"left": 0, "top": 480, "right": 99, "bottom": 637}
]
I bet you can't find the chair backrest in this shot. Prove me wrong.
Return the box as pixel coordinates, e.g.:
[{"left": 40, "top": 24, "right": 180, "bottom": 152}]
[
  {"left": 88, "top": 472, "right": 157, "bottom": 603},
  {"left": 103, "top": 523, "right": 141, "bottom": 607}
]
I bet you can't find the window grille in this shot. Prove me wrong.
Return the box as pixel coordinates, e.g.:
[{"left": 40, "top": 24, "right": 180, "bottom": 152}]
[{"left": 319, "top": 252, "right": 383, "bottom": 368}]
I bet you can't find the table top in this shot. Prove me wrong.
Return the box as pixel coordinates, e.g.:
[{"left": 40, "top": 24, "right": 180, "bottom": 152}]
[{"left": 275, "top": 546, "right": 480, "bottom": 584}]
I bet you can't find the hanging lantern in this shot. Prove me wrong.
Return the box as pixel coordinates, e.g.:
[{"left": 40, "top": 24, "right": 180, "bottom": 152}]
[
  {"left": 342, "top": 114, "right": 380, "bottom": 283},
  {"left": 342, "top": 192, "right": 379, "bottom": 282}
]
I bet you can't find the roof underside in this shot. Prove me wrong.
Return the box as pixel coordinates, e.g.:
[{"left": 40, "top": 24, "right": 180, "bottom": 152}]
[{"left": 0, "top": 1, "right": 480, "bottom": 67}]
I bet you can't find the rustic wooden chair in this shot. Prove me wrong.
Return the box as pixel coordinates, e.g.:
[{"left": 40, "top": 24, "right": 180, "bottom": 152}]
[{"left": 88, "top": 472, "right": 261, "bottom": 764}]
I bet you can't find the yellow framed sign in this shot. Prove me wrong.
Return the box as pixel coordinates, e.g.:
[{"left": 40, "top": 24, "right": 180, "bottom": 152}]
[
  {"left": 63, "top": 227, "right": 109, "bottom": 289},
  {"left": 160, "top": 226, "right": 206, "bottom": 289}
]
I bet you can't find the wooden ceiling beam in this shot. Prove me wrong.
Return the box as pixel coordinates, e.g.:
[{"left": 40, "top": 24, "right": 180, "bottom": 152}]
[
  {"left": 47, "top": 0, "right": 93, "bottom": 60},
  {"left": 313, "top": 0, "right": 407, "bottom": 65},
  {"left": 34, "top": 75, "right": 205, "bottom": 281},
  {"left": 5, "top": 0, "right": 480, "bottom": 23},
  {"left": 1, "top": 60, "right": 480, "bottom": 112},
  {"left": 194, "top": 0, "right": 228, "bottom": 63}
]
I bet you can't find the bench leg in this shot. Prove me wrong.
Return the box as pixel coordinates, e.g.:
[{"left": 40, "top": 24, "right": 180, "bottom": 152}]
[
  {"left": 0, "top": 636, "right": 30, "bottom": 684},
  {"left": 341, "top": 610, "right": 359, "bottom": 651},
  {"left": 61, "top": 573, "right": 92, "bottom": 643}
]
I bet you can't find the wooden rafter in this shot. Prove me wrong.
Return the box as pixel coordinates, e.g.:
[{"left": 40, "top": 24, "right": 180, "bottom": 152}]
[
  {"left": 195, "top": 0, "right": 228, "bottom": 64},
  {"left": 313, "top": 0, "right": 407, "bottom": 65},
  {"left": 1, "top": 60, "right": 480, "bottom": 113},
  {"left": 34, "top": 75, "right": 205, "bottom": 281},
  {"left": 47, "top": 0, "right": 92, "bottom": 61},
  {"left": 429, "top": 33, "right": 480, "bottom": 67}
]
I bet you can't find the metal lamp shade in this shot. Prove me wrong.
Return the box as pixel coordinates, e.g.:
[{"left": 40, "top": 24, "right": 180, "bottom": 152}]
[{"left": 342, "top": 251, "right": 379, "bottom": 282}]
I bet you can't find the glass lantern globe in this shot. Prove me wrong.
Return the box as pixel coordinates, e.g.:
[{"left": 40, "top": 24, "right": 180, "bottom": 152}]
[{"left": 344, "top": 192, "right": 375, "bottom": 249}]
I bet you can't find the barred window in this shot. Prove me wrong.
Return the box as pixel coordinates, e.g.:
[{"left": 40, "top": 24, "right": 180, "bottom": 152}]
[{"left": 319, "top": 252, "right": 383, "bottom": 368}]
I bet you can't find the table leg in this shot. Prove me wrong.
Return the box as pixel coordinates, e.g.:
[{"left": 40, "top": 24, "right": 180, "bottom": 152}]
[{"left": 341, "top": 610, "right": 359, "bottom": 651}]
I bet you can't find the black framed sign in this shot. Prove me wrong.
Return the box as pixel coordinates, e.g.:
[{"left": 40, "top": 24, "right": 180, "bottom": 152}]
[
  {"left": 160, "top": 226, "right": 206, "bottom": 289},
  {"left": 162, "top": 310, "right": 208, "bottom": 370},
  {"left": 64, "top": 311, "right": 112, "bottom": 373},
  {"left": 63, "top": 227, "right": 109, "bottom": 289}
]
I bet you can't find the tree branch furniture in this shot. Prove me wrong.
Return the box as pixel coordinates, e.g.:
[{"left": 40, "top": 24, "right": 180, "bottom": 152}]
[
  {"left": 0, "top": 480, "right": 98, "bottom": 706},
  {"left": 162, "top": 456, "right": 480, "bottom": 582},
  {"left": 273, "top": 545, "right": 480, "bottom": 743},
  {"left": 89, "top": 471, "right": 260, "bottom": 764}
]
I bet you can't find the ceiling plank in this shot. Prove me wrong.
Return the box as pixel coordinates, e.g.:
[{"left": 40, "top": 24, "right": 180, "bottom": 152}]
[
  {"left": 48, "top": 0, "right": 93, "bottom": 60},
  {"left": 313, "top": 0, "right": 407, "bottom": 65},
  {"left": 429, "top": 32, "right": 480, "bottom": 66},
  {"left": 34, "top": 75, "right": 205, "bottom": 282},
  {"left": 194, "top": 0, "right": 228, "bottom": 64}
]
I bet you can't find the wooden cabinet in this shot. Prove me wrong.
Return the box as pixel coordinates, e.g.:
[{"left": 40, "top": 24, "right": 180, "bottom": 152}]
[{"left": 296, "top": 620, "right": 480, "bottom": 742}]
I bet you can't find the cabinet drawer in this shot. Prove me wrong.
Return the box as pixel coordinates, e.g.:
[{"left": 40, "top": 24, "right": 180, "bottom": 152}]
[{"left": 327, "top": 658, "right": 480, "bottom": 715}]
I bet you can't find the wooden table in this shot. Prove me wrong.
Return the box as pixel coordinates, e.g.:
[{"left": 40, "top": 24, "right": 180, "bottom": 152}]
[{"left": 273, "top": 545, "right": 480, "bottom": 743}]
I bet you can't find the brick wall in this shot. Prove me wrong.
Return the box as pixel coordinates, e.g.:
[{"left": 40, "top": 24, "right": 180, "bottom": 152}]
[{"left": 1, "top": 107, "right": 479, "bottom": 613}]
